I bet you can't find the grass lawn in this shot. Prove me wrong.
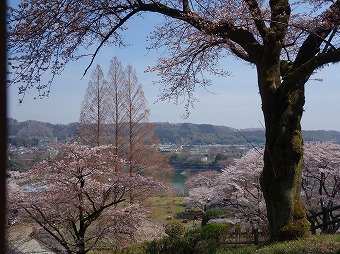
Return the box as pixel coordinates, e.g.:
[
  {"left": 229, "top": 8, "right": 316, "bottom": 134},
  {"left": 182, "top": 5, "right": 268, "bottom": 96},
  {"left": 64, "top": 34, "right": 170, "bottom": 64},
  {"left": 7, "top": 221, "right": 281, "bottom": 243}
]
[{"left": 145, "top": 196, "right": 202, "bottom": 229}]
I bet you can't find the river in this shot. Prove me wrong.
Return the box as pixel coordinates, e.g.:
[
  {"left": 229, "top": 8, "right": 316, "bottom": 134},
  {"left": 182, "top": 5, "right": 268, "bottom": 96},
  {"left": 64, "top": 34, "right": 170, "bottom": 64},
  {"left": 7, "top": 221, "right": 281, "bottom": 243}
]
[{"left": 171, "top": 168, "right": 221, "bottom": 195}]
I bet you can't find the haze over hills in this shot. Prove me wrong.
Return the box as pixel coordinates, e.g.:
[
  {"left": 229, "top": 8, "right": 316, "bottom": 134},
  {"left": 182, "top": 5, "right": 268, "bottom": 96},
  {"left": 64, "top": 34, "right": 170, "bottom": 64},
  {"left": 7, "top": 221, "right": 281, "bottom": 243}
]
[{"left": 7, "top": 118, "right": 340, "bottom": 146}]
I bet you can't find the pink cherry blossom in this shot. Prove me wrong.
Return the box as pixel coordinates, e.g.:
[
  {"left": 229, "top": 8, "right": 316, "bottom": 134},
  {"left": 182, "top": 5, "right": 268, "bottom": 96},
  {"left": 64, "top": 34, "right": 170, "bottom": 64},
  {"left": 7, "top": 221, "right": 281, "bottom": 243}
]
[{"left": 8, "top": 143, "right": 162, "bottom": 253}]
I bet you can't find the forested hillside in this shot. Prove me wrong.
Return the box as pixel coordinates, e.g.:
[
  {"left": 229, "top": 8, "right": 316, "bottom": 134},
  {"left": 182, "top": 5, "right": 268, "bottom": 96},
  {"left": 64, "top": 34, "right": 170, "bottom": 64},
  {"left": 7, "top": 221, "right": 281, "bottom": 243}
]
[
  {"left": 152, "top": 122, "right": 265, "bottom": 145},
  {"left": 7, "top": 118, "right": 340, "bottom": 146},
  {"left": 8, "top": 118, "right": 78, "bottom": 144}
]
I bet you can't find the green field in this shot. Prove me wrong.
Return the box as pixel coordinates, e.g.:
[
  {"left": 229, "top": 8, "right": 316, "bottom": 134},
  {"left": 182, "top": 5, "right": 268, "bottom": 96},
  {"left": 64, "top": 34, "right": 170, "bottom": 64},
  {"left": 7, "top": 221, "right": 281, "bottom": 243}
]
[{"left": 145, "top": 196, "right": 202, "bottom": 229}]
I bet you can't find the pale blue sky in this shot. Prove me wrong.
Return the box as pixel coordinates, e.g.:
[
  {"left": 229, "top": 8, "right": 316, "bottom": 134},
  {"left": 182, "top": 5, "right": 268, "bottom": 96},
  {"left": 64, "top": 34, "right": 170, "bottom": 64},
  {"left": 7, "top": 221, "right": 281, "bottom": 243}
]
[{"left": 7, "top": 7, "right": 340, "bottom": 131}]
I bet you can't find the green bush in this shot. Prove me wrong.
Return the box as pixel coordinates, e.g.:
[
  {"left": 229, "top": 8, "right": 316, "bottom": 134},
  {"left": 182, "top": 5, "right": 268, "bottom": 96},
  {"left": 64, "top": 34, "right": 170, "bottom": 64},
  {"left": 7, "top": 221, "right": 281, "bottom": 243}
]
[
  {"left": 187, "top": 223, "right": 230, "bottom": 240},
  {"left": 164, "top": 221, "right": 185, "bottom": 238},
  {"left": 186, "top": 223, "right": 231, "bottom": 253},
  {"left": 201, "top": 209, "right": 232, "bottom": 226},
  {"left": 143, "top": 222, "right": 231, "bottom": 254},
  {"left": 143, "top": 236, "right": 193, "bottom": 254}
]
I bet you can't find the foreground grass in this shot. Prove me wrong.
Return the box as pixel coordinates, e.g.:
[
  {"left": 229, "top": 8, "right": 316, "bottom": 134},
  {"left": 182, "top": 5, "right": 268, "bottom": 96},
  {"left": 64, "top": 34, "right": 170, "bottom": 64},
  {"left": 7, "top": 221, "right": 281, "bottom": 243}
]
[{"left": 219, "top": 234, "right": 340, "bottom": 254}]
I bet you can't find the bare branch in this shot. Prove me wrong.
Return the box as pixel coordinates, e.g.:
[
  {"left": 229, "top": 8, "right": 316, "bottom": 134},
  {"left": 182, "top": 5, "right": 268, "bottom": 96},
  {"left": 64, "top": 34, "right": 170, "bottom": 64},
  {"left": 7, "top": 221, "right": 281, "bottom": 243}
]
[{"left": 82, "top": 9, "right": 140, "bottom": 77}]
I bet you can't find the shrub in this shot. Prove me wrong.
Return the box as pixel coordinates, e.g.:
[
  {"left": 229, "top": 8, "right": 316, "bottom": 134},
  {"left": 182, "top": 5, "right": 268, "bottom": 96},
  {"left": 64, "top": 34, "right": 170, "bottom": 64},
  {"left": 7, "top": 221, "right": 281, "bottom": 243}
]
[
  {"left": 144, "top": 222, "right": 231, "bottom": 254},
  {"left": 186, "top": 223, "right": 230, "bottom": 253},
  {"left": 164, "top": 221, "right": 185, "bottom": 238},
  {"left": 201, "top": 209, "right": 232, "bottom": 226},
  {"left": 143, "top": 236, "right": 193, "bottom": 254}
]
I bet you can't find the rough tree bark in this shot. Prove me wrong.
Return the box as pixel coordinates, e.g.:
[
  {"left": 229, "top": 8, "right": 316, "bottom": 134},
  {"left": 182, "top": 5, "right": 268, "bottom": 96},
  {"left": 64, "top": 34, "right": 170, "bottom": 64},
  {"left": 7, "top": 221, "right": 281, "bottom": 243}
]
[
  {"left": 258, "top": 62, "right": 310, "bottom": 240},
  {"left": 251, "top": 0, "right": 310, "bottom": 240}
]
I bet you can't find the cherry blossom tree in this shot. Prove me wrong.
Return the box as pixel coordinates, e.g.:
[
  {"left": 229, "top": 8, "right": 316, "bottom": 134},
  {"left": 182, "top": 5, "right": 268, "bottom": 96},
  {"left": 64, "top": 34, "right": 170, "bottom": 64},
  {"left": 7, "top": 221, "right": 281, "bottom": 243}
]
[
  {"left": 8, "top": 0, "right": 340, "bottom": 241},
  {"left": 218, "top": 148, "right": 267, "bottom": 232},
  {"left": 187, "top": 142, "right": 340, "bottom": 235},
  {"left": 184, "top": 171, "right": 221, "bottom": 211},
  {"left": 8, "top": 143, "right": 162, "bottom": 253},
  {"left": 302, "top": 141, "right": 340, "bottom": 233}
]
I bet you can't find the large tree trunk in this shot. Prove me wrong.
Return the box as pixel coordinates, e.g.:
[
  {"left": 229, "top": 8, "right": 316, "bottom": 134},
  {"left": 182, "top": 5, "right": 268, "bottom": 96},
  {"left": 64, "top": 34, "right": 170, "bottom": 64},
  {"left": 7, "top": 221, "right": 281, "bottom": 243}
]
[{"left": 258, "top": 63, "right": 310, "bottom": 241}]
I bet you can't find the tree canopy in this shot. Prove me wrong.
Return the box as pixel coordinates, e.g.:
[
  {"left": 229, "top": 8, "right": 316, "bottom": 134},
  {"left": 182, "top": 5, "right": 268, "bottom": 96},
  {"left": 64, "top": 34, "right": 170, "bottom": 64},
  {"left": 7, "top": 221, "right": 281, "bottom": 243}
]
[{"left": 8, "top": 0, "right": 340, "bottom": 105}]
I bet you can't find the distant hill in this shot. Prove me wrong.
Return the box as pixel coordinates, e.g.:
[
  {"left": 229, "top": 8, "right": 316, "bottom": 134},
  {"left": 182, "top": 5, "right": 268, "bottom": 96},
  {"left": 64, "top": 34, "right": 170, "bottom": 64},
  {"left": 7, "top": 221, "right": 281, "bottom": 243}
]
[
  {"left": 153, "top": 122, "right": 340, "bottom": 145},
  {"left": 8, "top": 118, "right": 78, "bottom": 142},
  {"left": 152, "top": 122, "right": 265, "bottom": 145},
  {"left": 7, "top": 118, "right": 340, "bottom": 145}
]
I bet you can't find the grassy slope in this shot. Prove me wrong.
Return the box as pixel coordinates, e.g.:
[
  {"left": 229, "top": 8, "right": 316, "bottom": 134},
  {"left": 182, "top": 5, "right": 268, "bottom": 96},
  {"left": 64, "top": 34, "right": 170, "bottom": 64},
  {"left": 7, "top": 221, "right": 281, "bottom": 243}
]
[
  {"left": 145, "top": 196, "right": 202, "bottom": 230},
  {"left": 145, "top": 196, "right": 185, "bottom": 223},
  {"left": 94, "top": 197, "right": 340, "bottom": 254}
]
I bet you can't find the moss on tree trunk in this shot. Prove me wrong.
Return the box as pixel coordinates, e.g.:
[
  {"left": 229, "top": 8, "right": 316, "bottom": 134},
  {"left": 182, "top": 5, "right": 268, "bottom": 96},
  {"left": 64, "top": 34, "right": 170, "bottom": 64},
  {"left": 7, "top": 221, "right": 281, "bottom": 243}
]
[{"left": 258, "top": 64, "right": 310, "bottom": 241}]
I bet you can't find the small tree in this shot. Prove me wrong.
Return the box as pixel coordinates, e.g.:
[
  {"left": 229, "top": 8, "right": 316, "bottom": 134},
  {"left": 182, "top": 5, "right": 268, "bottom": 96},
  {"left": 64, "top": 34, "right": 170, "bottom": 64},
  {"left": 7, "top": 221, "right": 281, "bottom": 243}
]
[
  {"left": 8, "top": 143, "right": 161, "bottom": 253},
  {"left": 201, "top": 209, "right": 232, "bottom": 227}
]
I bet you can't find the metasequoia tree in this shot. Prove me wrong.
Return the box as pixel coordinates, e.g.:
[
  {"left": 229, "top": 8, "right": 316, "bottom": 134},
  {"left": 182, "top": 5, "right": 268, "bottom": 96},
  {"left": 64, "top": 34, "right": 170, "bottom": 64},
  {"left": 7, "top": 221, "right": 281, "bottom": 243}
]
[
  {"left": 107, "top": 56, "right": 127, "bottom": 171},
  {"left": 78, "top": 64, "right": 111, "bottom": 146},
  {"left": 123, "top": 65, "right": 150, "bottom": 176},
  {"left": 8, "top": 143, "right": 161, "bottom": 254},
  {"left": 118, "top": 65, "right": 172, "bottom": 181},
  {"left": 120, "top": 64, "right": 173, "bottom": 197},
  {"left": 8, "top": 0, "right": 340, "bottom": 241},
  {"left": 79, "top": 59, "right": 172, "bottom": 179}
]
